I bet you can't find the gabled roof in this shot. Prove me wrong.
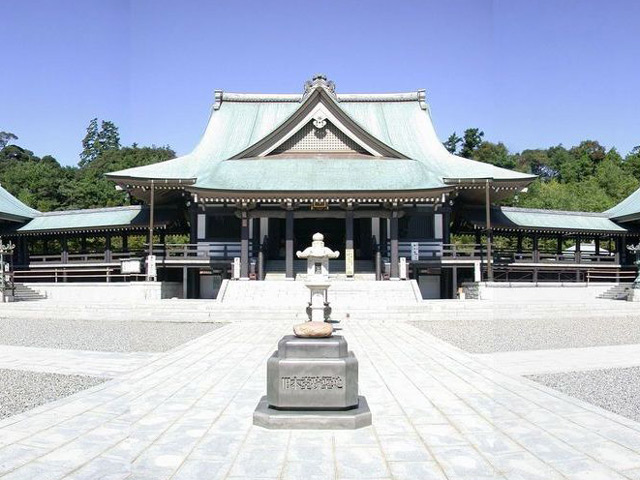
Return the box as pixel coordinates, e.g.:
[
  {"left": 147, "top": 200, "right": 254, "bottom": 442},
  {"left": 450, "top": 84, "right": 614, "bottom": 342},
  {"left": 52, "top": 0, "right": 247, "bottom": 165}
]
[
  {"left": 6, "top": 205, "right": 178, "bottom": 235},
  {"left": 0, "top": 184, "right": 39, "bottom": 222},
  {"left": 605, "top": 187, "right": 640, "bottom": 222},
  {"left": 462, "top": 206, "right": 627, "bottom": 235},
  {"left": 106, "top": 75, "right": 535, "bottom": 196}
]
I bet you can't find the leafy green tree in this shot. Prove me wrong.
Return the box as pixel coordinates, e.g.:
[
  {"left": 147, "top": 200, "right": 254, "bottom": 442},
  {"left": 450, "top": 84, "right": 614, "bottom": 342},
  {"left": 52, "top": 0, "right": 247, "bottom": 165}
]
[
  {"left": 66, "top": 146, "right": 176, "bottom": 209},
  {"left": 472, "top": 141, "right": 515, "bottom": 169},
  {"left": 79, "top": 119, "right": 121, "bottom": 167},
  {"left": 459, "top": 128, "right": 484, "bottom": 158},
  {"left": 623, "top": 146, "right": 640, "bottom": 181},
  {"left": 0, "top": 131, "right": 18, "bottom": 149},
  {"left": 443, "top": 132, "right": 462, "bottom": 154},
  {"left": 97, "top": 121, "right": 120, "bottom": 154},
  {"left": 79, "top": 118, "right": 99, "bottom": 167},
  {"left": 593, "top": 150, "right": 638, "bottom": 203}
]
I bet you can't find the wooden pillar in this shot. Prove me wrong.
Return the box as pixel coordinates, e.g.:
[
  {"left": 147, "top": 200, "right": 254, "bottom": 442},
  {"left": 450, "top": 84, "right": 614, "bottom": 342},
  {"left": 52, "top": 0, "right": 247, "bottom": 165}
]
[
  {"left": 189, "top": 202, "right": 198, "bottom": 244},
  {"left": 240, "top": 212, "right": 249, "bottom": 279},
  {"left": 452, "top": 266, "right": 458, "bottom": 298},
  {"left": 375, "top": 243, "right": 382, "bottom": 281},
  {"left": 61, "top": 236, "right": 69, "bottom": 264},
  {"left": 160, "top": 232, "right": 166, "bottom": 257},
  {"left": 595, "top": 237, "right": 600, "bottom": 256},
  {"left": 532, "top": 234, "right": 539, "bottom": 263},
  {"left": 380, "top": 218, "right": 388, "bottom": 256},
  {"left": 285, "top": 209, "right": 294, "bottom": 279},
  {"left": 148, "top": 180, "right": 155, "bottom": 257},
  {"left": 81, "top": 237, "right": 87, "bottom": 254},
  {"left": 575, "top": 235, "right": 581, "bottom": 264},
  {"left": 485, "top": 180, "right": 493, "bottom": 282},
  {"left": 345, "top": 210, "right": 354, "bottom": 277},
  {"left": 390, "top": 211, "right": 399, "bottom": 279},
  {"left": 182, "top": 266, "right": 188, "bottom": 299},
  {"left": 105, "top": 234, "right": 112, "bottom": 263},
  {"left": 557, "top": 235, "right": 563, "bottom": 255},
  {"left": 122, "top": 234, "right": 128, "bottom": 253},
  {"left": 22, "top": 238, "right": 30, "bottom": 266},
  {"left": 516, "top": 233, "right": 523, "bottom": 254},
  {"left": 442, "top": 207, "right": 451, "bottom": 244}
]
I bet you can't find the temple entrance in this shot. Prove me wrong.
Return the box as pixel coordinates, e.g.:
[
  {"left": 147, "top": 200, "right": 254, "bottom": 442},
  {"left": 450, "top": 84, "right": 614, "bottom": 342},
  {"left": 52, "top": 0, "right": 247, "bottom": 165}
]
[
  {"left": 294, "top": 218, "right": 343, "bottom": 253},
  {"left": 265, "top": 217, "right": 373, "bottom": 261}
]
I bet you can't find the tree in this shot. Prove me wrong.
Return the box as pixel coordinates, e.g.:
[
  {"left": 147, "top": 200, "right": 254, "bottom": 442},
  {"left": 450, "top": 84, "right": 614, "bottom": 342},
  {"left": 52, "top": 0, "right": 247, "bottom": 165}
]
[
  {"left": 65, "top": 146, "right": 175, "bottom": 209},
  {"left": 623, "top": 146, "right": 640, "bottom": 181},
  {"left": 0, "top": 131, "right": 18, "bottom": 150},
  {"left": 443, "top": 132, "right": 462, "bottom": 154},
  {"left": 79, "top": 118, "right": 99, "bottom": 167},
  {"left": 459, "top": 128, "right": 484, "bottom": 158},
  {"left": 513, "top": 149, "right": 557, "bottom": 179},
  {"left": 97, "top": 120, "right": 120, "bottom": 154},
  {"left": 472, "top": 141, "right": 515, "bottom": 169},
  {"left": 79, "top": 118, "right": 120, "bottom": 167}
]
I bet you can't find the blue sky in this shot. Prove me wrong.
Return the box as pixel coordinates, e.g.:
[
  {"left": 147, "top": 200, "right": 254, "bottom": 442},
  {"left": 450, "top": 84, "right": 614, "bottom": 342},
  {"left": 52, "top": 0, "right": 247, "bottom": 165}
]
[{"left": 2, "top": 0, "right": 639, "bottom": 166}]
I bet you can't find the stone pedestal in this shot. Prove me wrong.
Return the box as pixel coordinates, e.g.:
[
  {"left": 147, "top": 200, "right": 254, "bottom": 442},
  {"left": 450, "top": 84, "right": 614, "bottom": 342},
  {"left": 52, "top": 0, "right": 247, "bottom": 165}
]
[{"left": 254, "top": 335, "right": 371, "bottom": 429}]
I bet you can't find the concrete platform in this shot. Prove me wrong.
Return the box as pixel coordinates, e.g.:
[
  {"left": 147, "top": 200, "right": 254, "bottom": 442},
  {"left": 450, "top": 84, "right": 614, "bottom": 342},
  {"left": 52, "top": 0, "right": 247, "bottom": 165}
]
[{"left": 253, "top": 395, "right": 372, "bottom": 430}]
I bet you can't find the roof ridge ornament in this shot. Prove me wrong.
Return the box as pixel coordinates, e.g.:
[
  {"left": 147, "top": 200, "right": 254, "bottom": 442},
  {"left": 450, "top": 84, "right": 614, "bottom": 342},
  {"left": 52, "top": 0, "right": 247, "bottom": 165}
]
[
  {"left": 417, "top": 89, "right": 427, "bottom": 110},
  {"left": 213, "top": 90, "right": 223, "bottom": 110},
  {"left": 304, "top": 74, "right": 336, "bottom": 98}
]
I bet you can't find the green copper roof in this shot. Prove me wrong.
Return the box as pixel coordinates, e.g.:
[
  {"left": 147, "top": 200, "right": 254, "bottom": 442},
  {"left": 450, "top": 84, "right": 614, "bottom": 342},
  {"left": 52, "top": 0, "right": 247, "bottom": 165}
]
[
  {"left": 193, "top": 157, "right": 444, "bottom": 192},
  {"left": 605, "top": 187, "right": 640, "bottom": 222},
  {"left": 463, "top": 206, "right": 627, "bottom": 234},
  {"left": 0, "top": 184, "right": 39, "bottom": 222},
  {"left": 107, "top": 86, "right": 535, "bottom": 192},
  {"left": 9, "top": 205, "right": 177, "bottom": 235}
]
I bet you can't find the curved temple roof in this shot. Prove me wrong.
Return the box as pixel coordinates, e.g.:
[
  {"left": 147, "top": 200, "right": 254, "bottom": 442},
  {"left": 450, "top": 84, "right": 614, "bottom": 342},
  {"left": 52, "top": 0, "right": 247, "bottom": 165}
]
[
  {"left": 605, "top": 186, "right": 640, "bottom": 222},
  {"left": 106, "top": 76, "right": 535, "bottom": 197},
  {"left": 0, "top": 184, "right": 40, "bottom": 222},
  {"left": 9, "top": 205, "right": 177, "bottom": 235},
  {"left": 462, "top": 206, "right": 627, "bottom": 235}
]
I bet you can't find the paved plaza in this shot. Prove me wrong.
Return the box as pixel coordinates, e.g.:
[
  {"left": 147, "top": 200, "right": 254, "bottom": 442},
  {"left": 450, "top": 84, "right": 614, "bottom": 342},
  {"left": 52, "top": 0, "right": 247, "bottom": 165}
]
[{"left": 1, "top": 316, "right": 640, "bottom": 479}]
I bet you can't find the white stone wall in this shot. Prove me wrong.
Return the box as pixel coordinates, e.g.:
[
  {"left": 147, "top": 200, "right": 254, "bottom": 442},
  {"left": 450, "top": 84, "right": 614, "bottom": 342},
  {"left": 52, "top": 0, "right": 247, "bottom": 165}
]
[
  {"left": 462, "top": 282, "right": 614, "bottom": 302},
  {"left": 23, "top": 282, "right": 183, "bottom": 303}
]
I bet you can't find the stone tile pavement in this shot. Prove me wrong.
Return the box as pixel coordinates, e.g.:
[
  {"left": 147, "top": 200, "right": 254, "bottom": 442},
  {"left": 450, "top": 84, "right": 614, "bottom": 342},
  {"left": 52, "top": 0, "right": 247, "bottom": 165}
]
[
  {"left": 474, "top": 344, "right": 640, "bottom": 376},
  {"left": 0, "top": 345, "right": 155, "bottom": 378},
  {"left": 0, "top": 320, "right": 639, "bottom": 479}
]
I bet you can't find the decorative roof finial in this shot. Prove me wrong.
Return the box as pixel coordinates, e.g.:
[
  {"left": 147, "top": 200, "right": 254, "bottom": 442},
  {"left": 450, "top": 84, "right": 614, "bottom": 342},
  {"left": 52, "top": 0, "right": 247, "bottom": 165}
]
[{"left": 304, "top": 74, "right": 336, "bottom": 97}]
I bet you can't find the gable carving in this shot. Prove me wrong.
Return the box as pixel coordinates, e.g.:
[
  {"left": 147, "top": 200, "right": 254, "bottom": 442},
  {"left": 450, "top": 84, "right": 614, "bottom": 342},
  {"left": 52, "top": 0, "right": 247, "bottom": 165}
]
[{"left": 269, "top": 120, "right": 370, "bottom": 155}]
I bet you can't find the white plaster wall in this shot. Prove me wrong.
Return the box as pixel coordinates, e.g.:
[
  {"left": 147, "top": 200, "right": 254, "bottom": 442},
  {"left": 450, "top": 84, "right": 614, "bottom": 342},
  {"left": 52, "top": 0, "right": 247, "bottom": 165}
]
[
  {"left": 23, "top": 282, "right": 183, "bottom": 303},
  {"left": 462, "top": 282, "right": 614, "bottom": 302}
]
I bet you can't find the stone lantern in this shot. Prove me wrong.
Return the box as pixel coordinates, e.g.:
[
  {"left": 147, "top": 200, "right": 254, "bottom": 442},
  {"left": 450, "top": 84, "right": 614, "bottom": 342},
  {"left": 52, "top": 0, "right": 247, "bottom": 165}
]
[{"left": 296, "top": 233, "right": 339, "bottom": 322}]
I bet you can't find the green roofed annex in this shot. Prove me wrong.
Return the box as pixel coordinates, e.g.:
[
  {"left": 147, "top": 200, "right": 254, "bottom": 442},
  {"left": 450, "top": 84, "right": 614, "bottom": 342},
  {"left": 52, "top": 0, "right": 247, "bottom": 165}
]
[{"left": 1, "top": 75, "right": 639, "bottom": 299}]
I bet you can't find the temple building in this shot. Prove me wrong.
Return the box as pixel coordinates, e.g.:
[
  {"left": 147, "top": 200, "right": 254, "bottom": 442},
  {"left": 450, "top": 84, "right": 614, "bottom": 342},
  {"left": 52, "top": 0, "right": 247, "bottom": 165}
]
[{"left": 0, "top": 75, "right": 638, "bottom": 299}]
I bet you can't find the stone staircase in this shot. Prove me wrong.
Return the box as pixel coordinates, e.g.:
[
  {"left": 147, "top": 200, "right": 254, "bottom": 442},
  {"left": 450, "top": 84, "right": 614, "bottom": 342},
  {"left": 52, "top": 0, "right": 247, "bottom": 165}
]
[
  {"left": 12, "top": 283, "right": 47, "bottom": 302},
  {"left": 597, "top": 283, "right": 633, "bottom": 300},
  {"left": 219, "top": 279, "right": 419, "bottom": 312},
  {"left": 264, "top": 260, "right": 376, "bottom": 281},
  {"left": 0, "top": 295, "right": 638, "bottom": 323}
]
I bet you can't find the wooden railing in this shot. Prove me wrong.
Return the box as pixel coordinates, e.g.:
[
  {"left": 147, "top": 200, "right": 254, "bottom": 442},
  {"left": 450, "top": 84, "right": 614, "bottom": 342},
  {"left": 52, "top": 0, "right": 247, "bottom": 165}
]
[
  {"left": 13, "top": 267, "right": 147, "bottom": 283},
  {"left": 586, "top": 268, "right": 637, "bottom": 284},
  {"left": 442, "top": 244, "right": 483, "bottom": 259},
  {"left": 27, "top": 242, "right": 258, "bottom": 265}
]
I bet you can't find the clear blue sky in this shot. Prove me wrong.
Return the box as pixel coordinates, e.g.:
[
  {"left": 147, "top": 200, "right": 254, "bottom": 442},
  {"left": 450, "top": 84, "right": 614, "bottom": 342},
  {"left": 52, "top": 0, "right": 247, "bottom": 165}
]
[{"left": 2, "top": 0, "right": 639, "bottom": 166}]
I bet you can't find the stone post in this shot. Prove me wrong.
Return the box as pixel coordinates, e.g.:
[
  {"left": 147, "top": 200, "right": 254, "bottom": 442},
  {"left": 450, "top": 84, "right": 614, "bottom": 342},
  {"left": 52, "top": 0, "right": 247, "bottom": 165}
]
[{"left": 285, "top": 210, "right": 294, "bottom": 279}]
